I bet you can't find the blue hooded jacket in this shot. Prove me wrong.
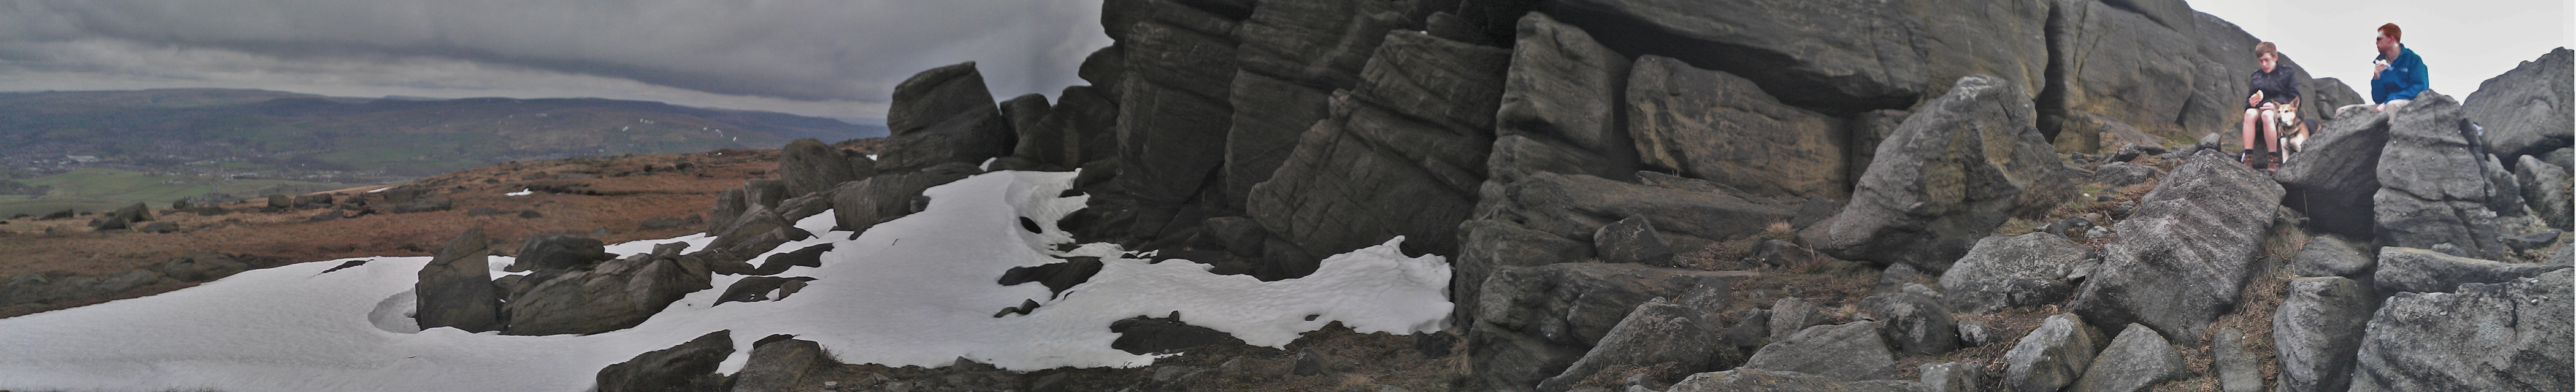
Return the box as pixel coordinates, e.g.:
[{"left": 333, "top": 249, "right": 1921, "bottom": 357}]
[{"left": 2372, "top": 45, "right": 2429, "bottom": 102}]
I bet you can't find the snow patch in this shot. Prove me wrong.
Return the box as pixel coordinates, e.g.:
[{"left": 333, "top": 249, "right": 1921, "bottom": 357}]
[{"left": 504, "top": 189, "right": 533, "bottom": 196}]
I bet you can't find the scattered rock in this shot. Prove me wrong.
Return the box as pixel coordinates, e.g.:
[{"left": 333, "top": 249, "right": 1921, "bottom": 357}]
[
  {"left": 1860, "top": 291, "right": 1958, "bottom": 355},
  {"left": 1593, "top": 215, "right": 1676, "bottom": 267},
  {"left": 715, "top": 276, "right": 818, "bottom": 306},
  {"left": 731, "top": 336, "right": 838, "bottom": 392},
  {"left": 1664, "top": 368, "right": 1932, "bottom": 392},
  {"left": 1766, "top": 297, "right": 1828, "bottom": 343},
  {"left": 2518, "top": 155, "right": 2573, "bottom": 231},
  {"left": 2003, "top": 313, "right": 2103, "bottom": 392},
  {"left": 998, "top": 256, "right": 1103, "bottom": 296},
  {"left": 2347, "top": 269, "right": 2571, "bottom": 391},
  {"left": 1955, "top": 320, "right": 1991, "bottom": 347},
  {"left": 1110, "top": 314, "right": 1244, "bottom": 355},
  {"left": 2288, "top": 234, "right": 2375, "bottom": 278},
  {"left": 2372, "top": 246, "right": 2569, "bottom": 293},
  {"left": 2212, "top": 328, "right": 2262, "bottom": 392},
  {"left": 415, "top": 227, "right": 502, "bottom": 332},
  {"left": 1809, "top": 74, "right": 2074, "bottom": 273},
  {"left": 1920, "top": 362, "right": 1978, "bottom": 392},
  {"left": 1292, "top": 349, "right": 1329, "bottom": 376},
  {"left": 2072, "top": 323, "right": 2187, "bottom": 392},
  {"left": 2272, "top": 277, "right": 2371, "bottom": 392},
  {"left": 2091, "top": 162, "right": 2160, "bottom": 187},
  {"left": 1471, "top": 263, "right": 1749, "bottom": 391},
  {"left": 1538, "top": 299, "right": 1736, "bottom": 392},
  {"left": 1940, "top": 233, "right": 2089, "bottom": 315},
  {"left": 595, "top": 330, "right": 732, "bottom": 392},
  {"left": 2071, "top": 152, "right": 2283, "bottom": 340},
  {"left": 1741, "top": 321, "right": 1899, "bottom": 381}
]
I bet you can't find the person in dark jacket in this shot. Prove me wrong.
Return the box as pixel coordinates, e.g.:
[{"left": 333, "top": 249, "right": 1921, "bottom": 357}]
[
  {"left": 2242, "top": 41, "right": 2301, "bottom": 170},
  {"left": 2370, "top": 23, "right": 2429, "bottom": 113}
]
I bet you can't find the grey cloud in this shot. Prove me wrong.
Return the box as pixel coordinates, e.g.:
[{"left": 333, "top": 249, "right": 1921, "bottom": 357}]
[{"left": 0, "top": 0, "right": 1110, "bottom": 110}]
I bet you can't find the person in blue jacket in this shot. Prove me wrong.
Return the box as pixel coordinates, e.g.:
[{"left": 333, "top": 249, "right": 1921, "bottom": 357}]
[{"left": 2371, "top": 23, "right": 2429, "bottom": 113}]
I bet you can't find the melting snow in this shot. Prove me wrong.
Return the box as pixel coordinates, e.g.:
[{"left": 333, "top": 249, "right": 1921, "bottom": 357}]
[
  {"left": 504, "top": 189, "right": 533, "bottom": 196},
  {"left": 0, "top": 170, "right": 1451, "bottom": 391}
]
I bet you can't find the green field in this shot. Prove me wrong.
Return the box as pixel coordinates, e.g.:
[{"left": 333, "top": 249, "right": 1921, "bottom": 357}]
[{"left": 0, "top": 168, "right": 366, "bottom": 217}]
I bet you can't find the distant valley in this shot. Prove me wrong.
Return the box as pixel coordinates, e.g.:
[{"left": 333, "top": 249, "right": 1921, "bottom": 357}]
[{"left": 0, "top": 88, "right": 884, "bottom": 216}]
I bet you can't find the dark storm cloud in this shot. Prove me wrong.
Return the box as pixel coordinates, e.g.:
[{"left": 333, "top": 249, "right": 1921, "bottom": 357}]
[{"left": 0, "top": 0, "right": 1110, "bottom": 106}]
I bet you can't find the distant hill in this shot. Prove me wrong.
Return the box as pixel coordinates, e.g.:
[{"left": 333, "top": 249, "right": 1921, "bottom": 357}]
[{"left": 0, "top": 88, "right": 887, "bottom": 215}]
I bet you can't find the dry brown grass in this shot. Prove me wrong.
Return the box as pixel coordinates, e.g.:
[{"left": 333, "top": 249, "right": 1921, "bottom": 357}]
[{"left": 0, "top": 148, "right": 784, "bottom": 318}]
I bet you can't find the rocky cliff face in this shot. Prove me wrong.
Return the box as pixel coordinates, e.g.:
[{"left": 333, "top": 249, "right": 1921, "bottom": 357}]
[{"left": 524, "top": 0, "right": 2573, "bottom": 390}]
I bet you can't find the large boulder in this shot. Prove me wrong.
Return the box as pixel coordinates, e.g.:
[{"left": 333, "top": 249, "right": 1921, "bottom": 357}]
[
  {"left": 2277, "top": 113, "right": 2393, "bottom": 239},
  {"left": 1665, "top": 369, "right": 1933, "bottom": 392},
  {"left": 1939, "top": 233, "right": 2091, "bottom": 315},
  {"left": 2003, "top": 313, "right": 2105, "bottom": 392},
  {"left": 2071, "top": 323, "right": 2188, "bottom": 392},
  {"left": 2272, "top": 277, "right": 2372, "bottom": 392},
  {"left": 415, "top": 227, "right": 501, "bottom": 332},
  {"left": 1740, "top": 321, "right": 1901, "bottom": 381},
  {"left": 2518, "top": 155, "right": 2572, "bottom": 231},
  {"left": 2372, "top": 246, "right": 2569, "bottom": 293},
  {"left": 1535, "top": 298, "right": 1736, "bottom": 392},
  {"left": 596, "top": 330, "right": 733, "bottom": 392},
  {"left": 730, "top": 336, "right": 839, "bottom": 392},
  {"left": 828, "top": 163, "right": 981, "bottom": 236},
  {"left": 776, "top": 139, "right": 868, "bottom": 197},
  {"left": 2374, "top": 93, "right": 2525, "bottom": 261},
  {"left": 876, "top": 63, "right": 1013, "bottom": 173},
  {"left": 509, "top": 234, "right": 611, "bottom": 272},
  {"left": 1244, "top": 31, "right": 1509, "bottom": 280},
  {"left": 1809, "top": 74, "right": 2073, "bottom": 273},
  {"left": 1538, "top": 0, "right": 1930, "bottom": 110},
  {"left": 1627, "top": 55, "right": 1848, "bottom": 200},
  {"left": 2347, "top": 269, "right": 2572, "bottom": 391},
  {"left": 502, "top": 242, "right": 714, "bottom": 336},
  {"left": 2463, "top": 48, "right": 2573, "bottom": 166},
  {"left": 2071, "top": 153, "right": 2281, "bottom": 340},
  {"left": 1470, "top": 263, "right": 1746, "bottom": 391}
]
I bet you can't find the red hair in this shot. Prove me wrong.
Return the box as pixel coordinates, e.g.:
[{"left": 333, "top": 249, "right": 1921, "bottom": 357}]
[{"left": 2378, "top": 23, "right": 2402, "bottom": 42}]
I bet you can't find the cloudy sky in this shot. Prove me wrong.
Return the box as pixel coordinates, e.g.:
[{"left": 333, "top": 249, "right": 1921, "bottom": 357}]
[
  {"left": 0, "top": 0, "right": 2563, "bottom": 120},
  {"left": 0, "top": 0, "right": 1112, "bottom": 120},
  {"left": 2187, "top": 0, "right": 2574, "bottom": 101}
]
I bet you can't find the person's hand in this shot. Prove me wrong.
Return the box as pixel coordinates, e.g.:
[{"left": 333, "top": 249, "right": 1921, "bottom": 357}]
[
  {"left": 2373, "top": 62, "right": 2389, "bottom": 79},
  {"left": 2248, "top": 92, "right": 2263, "bottom": 107}
]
